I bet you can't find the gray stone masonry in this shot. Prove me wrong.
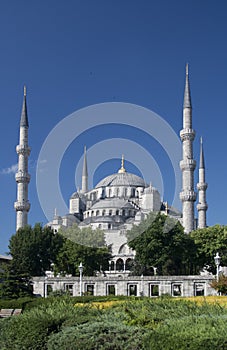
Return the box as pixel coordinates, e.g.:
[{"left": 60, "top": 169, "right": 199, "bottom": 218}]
[{"left": 33, "top": 275, "right": 216, "bottom": 298}]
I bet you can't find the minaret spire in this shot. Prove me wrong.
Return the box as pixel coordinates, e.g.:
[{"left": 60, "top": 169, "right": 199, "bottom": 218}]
[
  {"left": 184, "top": 63, "right": 192, "bottom": 109},
  {"left": 118, "top": 154, "right": 126, "bottom": 173},
  {"left": 197, "top": 137, "right": 208, "bottom": 228},
  {"left": 14, "top": 86, "right": 31, "bottom": 231},
  {"left": 81, "top": 146, "right": 88, "bottom": 193},
  {"left": 180, "top": 64, "right": 197, "bottom": 233}
]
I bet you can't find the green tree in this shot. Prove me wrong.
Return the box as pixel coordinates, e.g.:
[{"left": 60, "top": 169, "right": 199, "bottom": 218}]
[
  {"left": 190, "top": 225, "right": 227, "bottom": 273},
  {"left": 56, "top": 225, "right": 112, "bottom": 276},
  {"left": 210, "top": 274, "right": 227, "bottom": 295},
  {"left": 127, "top": 213, "right": 197, "bottom": 275},
  {"left": 9, "top": 223, "right": 64, "bottom": 276},
  {"left": 0, "top": 263, "right": 33, "bottom": 299}
]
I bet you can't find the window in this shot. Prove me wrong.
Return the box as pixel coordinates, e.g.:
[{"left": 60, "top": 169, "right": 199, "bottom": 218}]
[
  {"left": 107, "top": 284, "right": 116, "bottom": 295},
  {"left": 96, "top": 210, "right": 100, "bottom": 216},
  {"left": 125, "top": 258, "right": 133, "bottom": 270},
  {"left": 109, "top": 210, "right": 112, "bottom": 216},
  {"left": 172, "top": 284, "right": 182, "bottom": 296},
  {"left": 116, "top": 210, "right": 119, "bottom": 216},
  {"left": 110, "top": 261, "right": 115, "bottom": 271},
  {"left": 194, "top": 283, "right": 205, "bottom": 296},
  {"left": 64, "top": 284, "right": 73, "bottom": 296},
  {"left": 128, "top": 284, "right": 137, "bottom": 296},
  {"left": 150, "top": 284, "right": 159, "bottom": 297},
  {"left": 46, "top": 284, "right": 53, "bottom": 296},
  {"left": 116, "top": 258, "right": 124, "bottom": 271},
  {"left": 102, "top": 210, "right": 106, "bottom": 216},
  {"left": 108, "top": 223, "right": 111, "bottom": 229},
  {"left": 85, "top": 284, "right": 94, "bottom": 295}
]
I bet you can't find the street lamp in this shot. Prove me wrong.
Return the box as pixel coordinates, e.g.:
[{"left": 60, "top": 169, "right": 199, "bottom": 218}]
[
  {"left": 78, "top": 262, "right": 83, "bottom": 296},
  {"left": 214, "top": 252, "right": 221, "bottom": 282}
]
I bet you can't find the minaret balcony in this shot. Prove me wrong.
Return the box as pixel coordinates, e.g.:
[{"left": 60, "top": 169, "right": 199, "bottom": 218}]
[
  {"left": 197, "top": 182, "right": 208, "bottom": 191},
  {"left": 180, "top": 128, "right": 195, "bottom": 141},
  {"left": 14, "top": 201, "right": 30, "bottom": 212},
  {"left": 15, "top": 172, "right": 31, "bottom": 183},
  {"left": 16, "top": 145, "right": 31, "bottom": 155},
  {"left": 197, "top": 203, "right": 208, "bottom": 211},
  {"left": 180, "top": 190, "right": 196, "bottom": 202},
  {"left": 180, "top": 159, "right": 196, "bottom": 171}
]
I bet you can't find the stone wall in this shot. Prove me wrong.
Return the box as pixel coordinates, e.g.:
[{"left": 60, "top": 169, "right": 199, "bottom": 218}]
[{"left": 33, "top": 275, "right": 216, "bottom": 298}]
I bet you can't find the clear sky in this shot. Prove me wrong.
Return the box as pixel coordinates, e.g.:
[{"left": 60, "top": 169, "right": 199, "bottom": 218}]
[{"left": 1, "top": 0, "right": 227, "bottom": 254}]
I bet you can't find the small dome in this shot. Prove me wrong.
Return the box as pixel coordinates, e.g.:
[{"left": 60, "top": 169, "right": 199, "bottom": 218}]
[{"left": 95, "top": 172, "right": 146, "bottom": 188}]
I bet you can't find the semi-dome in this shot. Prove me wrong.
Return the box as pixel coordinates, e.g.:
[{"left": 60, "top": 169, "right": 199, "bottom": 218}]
[{"left": 95, "top": 172, "right": 146, "bottom": 188}]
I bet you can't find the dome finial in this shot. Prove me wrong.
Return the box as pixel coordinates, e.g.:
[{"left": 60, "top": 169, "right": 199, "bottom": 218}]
[{"left": 118, "top": 154, "right": 126, "bottom": 173}]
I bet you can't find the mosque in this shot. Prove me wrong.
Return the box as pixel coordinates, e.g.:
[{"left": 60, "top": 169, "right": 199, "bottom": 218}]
[{"left": 14, "top": 65, "right": 208, "bottom": 275}]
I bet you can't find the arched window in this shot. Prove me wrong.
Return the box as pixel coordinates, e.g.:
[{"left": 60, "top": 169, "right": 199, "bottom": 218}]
[
  {"left": 91, "top": 211, "right": 94, "bottom": 216},
  {"left": 116, "top": 258, "right": 124, "bottom": 271},
  {"left": 96, "top": 210, "right": 100, "bottom": 216},
  {"left": 110, "top": 261, "right": 115, "bottom": 271},
  {"left": 125, "top": 258, "right": 133, "bottom": 270},
  {"left": 132, "top": 188, "right": 135, "bottom": 197},
  {"left": 109, "top": 210, "right": 112, "bottom": 216},
  {"left": 116, "top": 210, "right": 119, "bottom": 216},
  {"left": 102, "top": 210, "right": 106, "bottom": 216}
]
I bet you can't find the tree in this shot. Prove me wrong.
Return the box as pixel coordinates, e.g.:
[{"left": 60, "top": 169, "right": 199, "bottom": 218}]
[
  {"left": 127, "top": 213, "right": 197, "bottom": 275},
  {"left": 9, "top": 223, "right": 64, "bottom": 276},
  {"left": 190, "top": 225, "right": 227, "bottom": 274},
  {"left": 56, "top": 225, "right": 112, "bottom": 276},
  {"left": 210, "top": 275, "right": 227, "bottom": 295},
  {"left": 0, "top": 263, "right": 33, "bottom": 299}
]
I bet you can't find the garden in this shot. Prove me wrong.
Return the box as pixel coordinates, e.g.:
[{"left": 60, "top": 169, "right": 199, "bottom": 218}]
[{"left": 1, "top": 295, "right": 227, "bottom": 350}]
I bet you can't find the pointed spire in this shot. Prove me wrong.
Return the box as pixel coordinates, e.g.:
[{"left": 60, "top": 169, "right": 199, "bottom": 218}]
[
  {"left": 199, "top": 137, "right": 205, "bottom": 168},
  {"left": 81, "top": 146, "right": 88, "bottom": 193},
  {"left": 20, "top": 85, "right": 29, "bottom": 127},
  {"left": 183, "top": 63, "right": 192, "bottom": 109},
  {"left": 82, "top": 146, "right": 88, "bottom": 177}
]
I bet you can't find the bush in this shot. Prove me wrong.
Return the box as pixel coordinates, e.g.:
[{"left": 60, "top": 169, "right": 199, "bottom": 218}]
[
  {"left": 47, "top": 321, "right": 146, "bottom": 350},
  {"left": 0, "top": 298, "right": 101, "bottom": 350},
  {"left": 143, "top": 315, "right": 227, "bottom": 350}
]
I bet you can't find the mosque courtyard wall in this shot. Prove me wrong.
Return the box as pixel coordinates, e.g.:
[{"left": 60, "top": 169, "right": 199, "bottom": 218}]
[{"left": 33, "top": 275, "right": 216, "bottom": 298}]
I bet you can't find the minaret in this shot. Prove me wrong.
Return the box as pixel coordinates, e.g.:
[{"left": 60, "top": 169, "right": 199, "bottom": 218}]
[
  {"left": 179, "top": 64, "right": 197, "bottom": 233},
  {"left": 14, "top": 86, "right": 31, "bottom": 231},
  {"left": 81, "top": 146, "right": 88, "bottom": 193},
  {"left": 197, "top": 137, "right": 208, "bottom": 228}
]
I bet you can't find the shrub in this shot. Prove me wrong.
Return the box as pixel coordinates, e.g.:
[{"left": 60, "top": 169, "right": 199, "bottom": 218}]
[
  {"left": 0, "top": 298, "right": 101, "bottom": 350},
  {"left": 47, "top": 321, "right": 147, "bottom": 350},
  {"left": 143, "top": 315, "right": 227, "bottom": 350}
]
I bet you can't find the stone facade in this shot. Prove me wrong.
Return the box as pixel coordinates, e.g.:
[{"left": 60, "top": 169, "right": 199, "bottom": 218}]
[{"left": 33, "top": 275, "right": 216, "bottom": 298}]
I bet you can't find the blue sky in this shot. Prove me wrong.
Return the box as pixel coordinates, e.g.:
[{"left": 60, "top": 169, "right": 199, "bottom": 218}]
[{"left": 1, "top": 0, "right": 227, "bottom": 254}]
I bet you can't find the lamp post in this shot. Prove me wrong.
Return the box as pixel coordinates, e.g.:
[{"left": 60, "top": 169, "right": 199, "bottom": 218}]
[
  {"left": 214, "top": 252, "right": 221, "bottom": 282},
  {"left": 79, "top": 262, "right": 83, "bottom": 296}
]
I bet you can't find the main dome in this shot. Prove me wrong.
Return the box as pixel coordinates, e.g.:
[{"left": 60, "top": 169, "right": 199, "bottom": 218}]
[{"left": 95, "top": 172, "right": 147, "bottom": 188}]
